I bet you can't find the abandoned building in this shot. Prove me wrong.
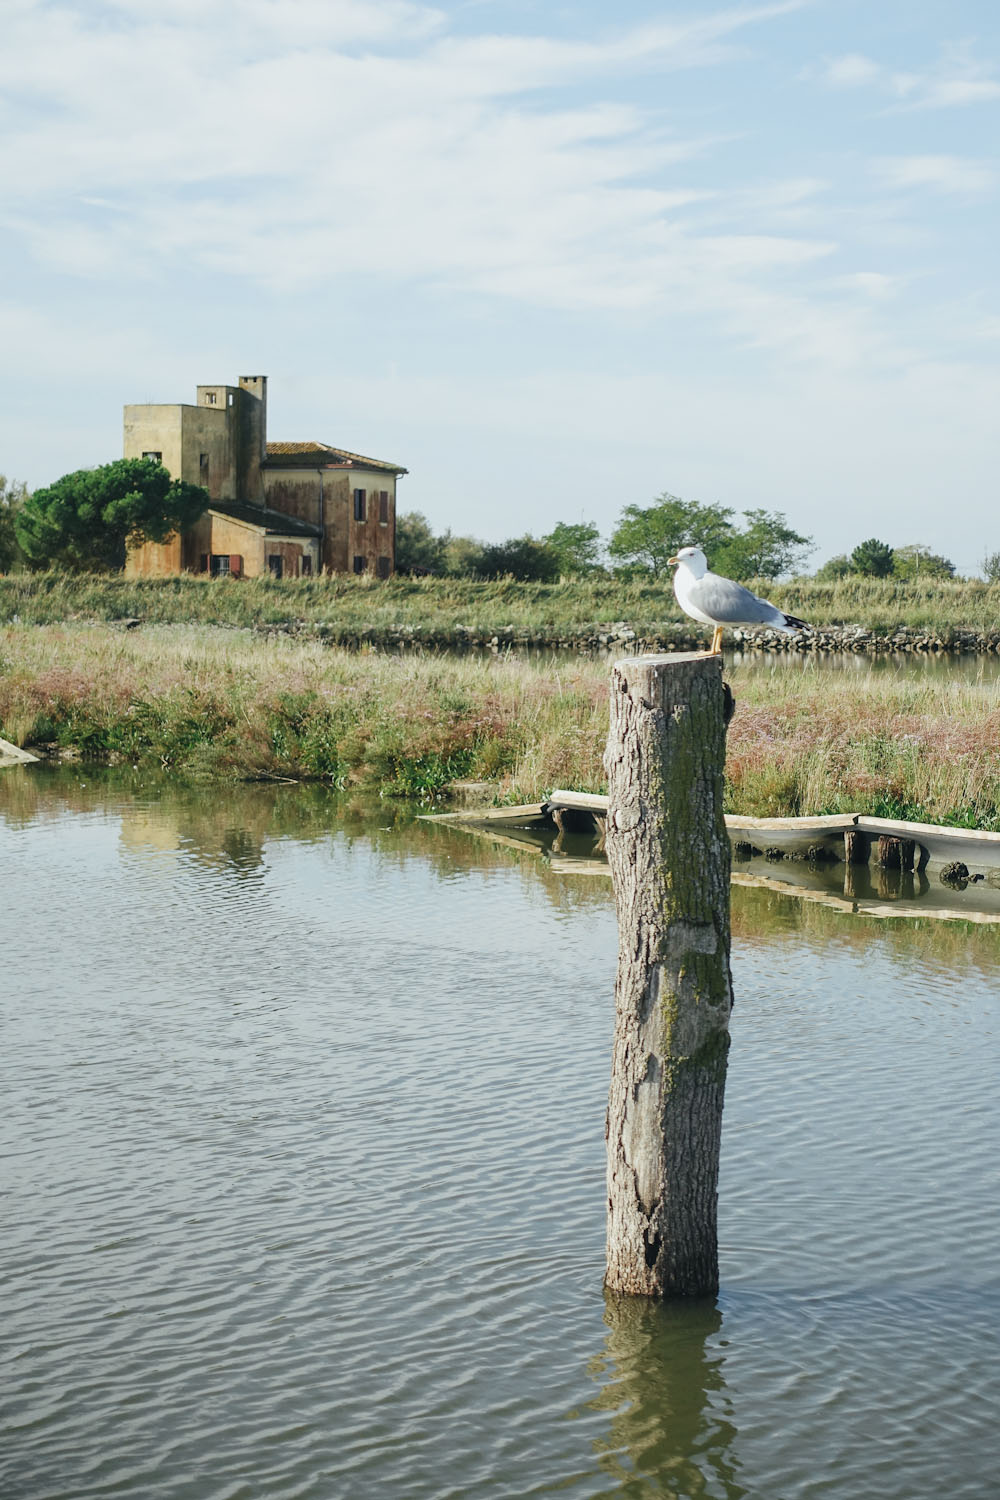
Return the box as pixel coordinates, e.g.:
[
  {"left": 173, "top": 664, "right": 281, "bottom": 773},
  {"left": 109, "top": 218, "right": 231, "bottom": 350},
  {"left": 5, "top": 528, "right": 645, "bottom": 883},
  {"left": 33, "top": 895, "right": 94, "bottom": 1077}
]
[{"left": 123, "top": 375, "right": 406, "bottom": 579}]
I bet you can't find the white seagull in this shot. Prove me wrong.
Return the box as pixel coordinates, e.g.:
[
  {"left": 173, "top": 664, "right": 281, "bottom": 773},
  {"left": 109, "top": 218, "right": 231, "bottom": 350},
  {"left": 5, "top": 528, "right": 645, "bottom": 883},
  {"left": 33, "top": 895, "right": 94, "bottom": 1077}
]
[{"left": 667, "top": 545, "right": 809, "bottom": 656}]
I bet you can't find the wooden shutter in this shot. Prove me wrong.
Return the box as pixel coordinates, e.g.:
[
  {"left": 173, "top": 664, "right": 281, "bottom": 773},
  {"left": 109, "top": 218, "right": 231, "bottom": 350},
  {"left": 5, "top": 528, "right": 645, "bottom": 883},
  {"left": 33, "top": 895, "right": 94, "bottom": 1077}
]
[{"left": 230, "top": 554, "right": 243, "bottom": 577}]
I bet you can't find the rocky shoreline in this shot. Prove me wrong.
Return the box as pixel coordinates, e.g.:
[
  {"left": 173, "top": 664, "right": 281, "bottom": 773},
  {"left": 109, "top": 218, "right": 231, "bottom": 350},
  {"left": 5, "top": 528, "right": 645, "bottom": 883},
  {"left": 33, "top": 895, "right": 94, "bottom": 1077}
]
[{"left": 265, "top": 619, "right": 1000, "bottom": 655}]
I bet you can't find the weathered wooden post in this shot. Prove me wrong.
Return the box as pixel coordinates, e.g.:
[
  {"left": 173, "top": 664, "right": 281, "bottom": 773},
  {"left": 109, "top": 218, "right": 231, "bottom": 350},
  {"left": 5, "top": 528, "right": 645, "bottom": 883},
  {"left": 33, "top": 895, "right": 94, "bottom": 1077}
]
[{"left": 604, "top": 653, "right": 733, "bottom": 1297}]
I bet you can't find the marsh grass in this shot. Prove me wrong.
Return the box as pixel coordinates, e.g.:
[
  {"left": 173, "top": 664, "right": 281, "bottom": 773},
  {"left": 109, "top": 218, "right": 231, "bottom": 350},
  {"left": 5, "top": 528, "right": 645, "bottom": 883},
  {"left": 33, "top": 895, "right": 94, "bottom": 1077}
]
[
  {"left": 3, "top": 624, "right": 1000, "bottom": 824},
  {"left": 3, "top": 570, "right": 1000, "bottom": 639}
]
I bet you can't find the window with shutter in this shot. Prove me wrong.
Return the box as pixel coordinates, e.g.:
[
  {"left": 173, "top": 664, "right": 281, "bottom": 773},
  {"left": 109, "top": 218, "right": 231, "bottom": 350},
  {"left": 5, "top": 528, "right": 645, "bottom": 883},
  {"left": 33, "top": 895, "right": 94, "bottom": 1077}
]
[
  {"left": 378, "top": 491, "right": 389, "bottom": 524},
  {"left": 353, "top": 489, "right": 367, "bottom": 522}
]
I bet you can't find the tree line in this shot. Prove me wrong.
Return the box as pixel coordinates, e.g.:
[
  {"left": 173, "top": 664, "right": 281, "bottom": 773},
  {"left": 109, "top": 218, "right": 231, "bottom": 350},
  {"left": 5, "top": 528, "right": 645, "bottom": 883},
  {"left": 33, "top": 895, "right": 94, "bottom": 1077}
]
[
  {"left": 0, "top": 464, "right": 989, "bottom": 583},
  {"left": 397, "top": 494, "right": 974, "bottom": 584}
]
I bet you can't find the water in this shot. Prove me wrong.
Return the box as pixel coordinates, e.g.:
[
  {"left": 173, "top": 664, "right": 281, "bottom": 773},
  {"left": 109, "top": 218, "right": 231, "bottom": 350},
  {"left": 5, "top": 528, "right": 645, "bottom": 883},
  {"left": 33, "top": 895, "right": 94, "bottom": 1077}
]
[
  {"left": 2, "top": 769, "right": 999, "bottom": 1500},
  {"left": 724, "top": 648, "right": 1000, "bottom": 681},
  {"left": 519, "top": 648, "right": 1000, "bottom": 683}
]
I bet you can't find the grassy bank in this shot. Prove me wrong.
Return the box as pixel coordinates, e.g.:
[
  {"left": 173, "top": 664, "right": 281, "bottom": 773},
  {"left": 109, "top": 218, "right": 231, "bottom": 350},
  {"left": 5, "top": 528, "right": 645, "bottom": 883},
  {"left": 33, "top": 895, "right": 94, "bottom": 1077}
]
[
  {"left": 3, "top": 623, "right": 1000, "bottom": 827},
  {"left": 3, "top": 570, "right": 1000, "bottom": 642}
]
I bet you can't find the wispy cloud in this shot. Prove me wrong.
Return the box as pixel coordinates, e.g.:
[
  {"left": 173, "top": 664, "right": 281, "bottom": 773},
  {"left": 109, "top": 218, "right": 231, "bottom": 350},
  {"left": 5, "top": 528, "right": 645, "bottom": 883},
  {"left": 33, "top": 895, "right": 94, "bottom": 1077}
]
[
  {"left": 0, "top": 0, "right": 836, "bottom": 348},
  {"left": 873, "top": 155, "right": 995, "bottom": 196},
  {"left": 816, "top": 42, "right": 1000, "bottom": 109}
]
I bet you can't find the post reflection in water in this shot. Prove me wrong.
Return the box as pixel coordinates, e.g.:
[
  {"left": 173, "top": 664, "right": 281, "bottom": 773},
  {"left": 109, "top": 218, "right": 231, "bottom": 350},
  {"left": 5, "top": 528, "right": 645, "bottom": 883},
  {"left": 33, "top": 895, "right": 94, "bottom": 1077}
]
[
  {"left": 3, "top": 765, "right": 1000, "bottom": 1500},
  {"left": 585, "top": 1293, "right": 745, "bottom": 1499}
]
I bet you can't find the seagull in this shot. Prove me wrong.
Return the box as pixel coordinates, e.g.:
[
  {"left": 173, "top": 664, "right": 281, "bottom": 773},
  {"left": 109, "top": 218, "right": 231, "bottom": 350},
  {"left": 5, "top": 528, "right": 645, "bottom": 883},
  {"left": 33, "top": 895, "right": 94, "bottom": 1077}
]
[{"left": 667, "top": 545, "right": 809, "bottom": 655}]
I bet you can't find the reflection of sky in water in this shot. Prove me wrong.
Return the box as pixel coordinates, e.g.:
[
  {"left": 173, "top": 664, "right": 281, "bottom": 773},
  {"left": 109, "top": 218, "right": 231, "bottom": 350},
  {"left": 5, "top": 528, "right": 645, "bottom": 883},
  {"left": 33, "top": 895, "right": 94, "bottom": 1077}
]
[{"left": 1, "top": 766, "right": 998, "bottom": 1500}]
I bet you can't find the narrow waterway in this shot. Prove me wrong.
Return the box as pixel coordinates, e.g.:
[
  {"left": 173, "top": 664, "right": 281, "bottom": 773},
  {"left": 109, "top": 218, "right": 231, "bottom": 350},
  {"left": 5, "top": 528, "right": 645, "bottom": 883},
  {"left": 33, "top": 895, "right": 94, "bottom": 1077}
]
[{"left": 2, "top": 768, "right": 998, "bottom": 1500}]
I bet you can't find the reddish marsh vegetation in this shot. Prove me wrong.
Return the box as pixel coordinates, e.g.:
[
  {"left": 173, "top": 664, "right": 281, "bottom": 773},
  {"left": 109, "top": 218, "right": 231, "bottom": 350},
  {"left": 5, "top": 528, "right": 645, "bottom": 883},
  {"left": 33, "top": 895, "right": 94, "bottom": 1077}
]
[{"left": 2, "top": 624, "right": 999, "bottom": 826}]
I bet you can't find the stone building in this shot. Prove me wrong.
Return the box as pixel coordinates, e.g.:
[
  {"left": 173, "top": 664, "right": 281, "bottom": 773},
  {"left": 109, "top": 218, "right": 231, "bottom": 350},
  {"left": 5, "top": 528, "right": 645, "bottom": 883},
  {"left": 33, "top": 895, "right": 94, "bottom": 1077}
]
[{"left": 123, "top": 375, "right": 406, "bottom": 579}]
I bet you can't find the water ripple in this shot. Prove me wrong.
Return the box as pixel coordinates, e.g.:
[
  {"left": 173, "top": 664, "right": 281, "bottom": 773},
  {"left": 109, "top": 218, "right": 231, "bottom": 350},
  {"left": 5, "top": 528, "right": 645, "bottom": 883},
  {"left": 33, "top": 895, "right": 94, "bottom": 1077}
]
[{"left": 2, "top": 781, "right": 999, "bottom": 1499}]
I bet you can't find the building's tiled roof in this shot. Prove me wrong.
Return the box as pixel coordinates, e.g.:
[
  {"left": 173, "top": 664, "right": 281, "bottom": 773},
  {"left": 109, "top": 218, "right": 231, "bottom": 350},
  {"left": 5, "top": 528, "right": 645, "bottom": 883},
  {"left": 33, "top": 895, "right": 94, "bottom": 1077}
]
[
  {"left": 265, "top": 440, "right": 407, "bottom": 475},
  {"left": 209, "top": 500, "right": 321, "bottom": 538}
]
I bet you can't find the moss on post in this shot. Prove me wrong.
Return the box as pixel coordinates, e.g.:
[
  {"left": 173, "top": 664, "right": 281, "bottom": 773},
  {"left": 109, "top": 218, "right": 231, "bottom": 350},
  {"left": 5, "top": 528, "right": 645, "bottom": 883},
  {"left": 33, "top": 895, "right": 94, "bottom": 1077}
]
[{"left": 603, "top": 652, "right": 733, "bottom": 1297}]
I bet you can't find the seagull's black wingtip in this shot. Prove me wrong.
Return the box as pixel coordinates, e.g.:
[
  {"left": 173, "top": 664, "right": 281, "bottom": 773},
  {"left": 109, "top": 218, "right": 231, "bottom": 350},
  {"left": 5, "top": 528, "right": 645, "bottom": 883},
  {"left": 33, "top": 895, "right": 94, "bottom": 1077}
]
[{"left": 782, "top": 614, "right": 809, "bottom": 630}]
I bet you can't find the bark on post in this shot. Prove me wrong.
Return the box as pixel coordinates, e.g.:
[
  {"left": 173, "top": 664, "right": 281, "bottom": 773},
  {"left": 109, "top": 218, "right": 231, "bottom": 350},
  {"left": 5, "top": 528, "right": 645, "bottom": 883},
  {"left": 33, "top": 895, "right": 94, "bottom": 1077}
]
[{"left": 603, "top": 653, "right": 733, "bottom": 1298}]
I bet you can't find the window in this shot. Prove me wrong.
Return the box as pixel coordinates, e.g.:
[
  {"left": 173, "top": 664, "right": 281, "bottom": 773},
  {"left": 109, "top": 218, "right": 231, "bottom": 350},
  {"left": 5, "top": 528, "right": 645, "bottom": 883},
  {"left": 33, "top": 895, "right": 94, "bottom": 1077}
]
[
  {"left": 205, "top": 392, "right": 217, "bottom": 405},
  {"left": 210, "top": 554, "right": 231, "bottom": 576},
  {"left": 376, "top": 555, "right": 391, "bottom": 580},
  {"left": 378, "top": 491, "right": 389, "bottom": 524},
  {"left": 199, "top": 453, "right": 209, "bottom": 480},
  {"left": 301, "top": 556, "right": 312, "bottom": 577},
  {"left": 142, "top": 451, "right": 162, "bottom": 462},
  {"left": 353, "top": 488, "right": 367, "bottom": 522},
  {"left": 353, "top": 555, "right": 366, "bottom": 574},
  {"left": 267, "top": 555, "right": 283, "bottom": 580}
]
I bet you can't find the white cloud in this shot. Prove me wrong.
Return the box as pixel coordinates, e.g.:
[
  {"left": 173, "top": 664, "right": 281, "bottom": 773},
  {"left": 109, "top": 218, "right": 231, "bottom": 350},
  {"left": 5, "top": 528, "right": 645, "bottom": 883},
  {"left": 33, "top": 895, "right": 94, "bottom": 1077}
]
[
  {"left": 824, "top": 53, "right": 881, "bottom": 88},
  {"left": 838, "top": 272, "right": 898, "bottom": 299},
  {"left": 816, "top": 43, "right": 1000, "bottom": 110},
  {"left": 0, "top": 0, "right": 844, "bottom": 354},
  {"left": 873, "top": 155, "right": 995, "bottom": 196}
]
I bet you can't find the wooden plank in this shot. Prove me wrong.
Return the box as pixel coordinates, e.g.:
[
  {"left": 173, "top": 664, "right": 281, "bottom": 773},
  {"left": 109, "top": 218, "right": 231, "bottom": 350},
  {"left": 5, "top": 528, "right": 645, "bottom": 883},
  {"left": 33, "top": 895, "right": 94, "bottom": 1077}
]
[
  {"left": 547, "top": 789, "right": 613, "bottom": 813},
  {"left": 420, "top": 802, "right": 547, "bottom": 828},
  {"left": 0, "top": 737, "right": 39, "bottom": 767},
  {"left": 429, "top": 794, "right": 1000, "bottom": 869},
  {"left": 725, "top": 812, "right": 856, "bottom": 832}
]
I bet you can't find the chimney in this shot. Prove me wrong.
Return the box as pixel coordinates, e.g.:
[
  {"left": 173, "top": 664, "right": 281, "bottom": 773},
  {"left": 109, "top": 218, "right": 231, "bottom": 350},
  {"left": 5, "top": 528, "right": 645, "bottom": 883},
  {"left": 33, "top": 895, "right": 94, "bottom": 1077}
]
[{"left": 237, "top": 375, "right": 268, "bottom": 504}]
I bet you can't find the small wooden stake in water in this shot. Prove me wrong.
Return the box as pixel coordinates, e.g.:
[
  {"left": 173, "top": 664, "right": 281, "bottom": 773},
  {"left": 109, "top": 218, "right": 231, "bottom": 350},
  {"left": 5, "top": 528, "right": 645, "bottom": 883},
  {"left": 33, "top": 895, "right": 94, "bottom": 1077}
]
[{"left": 603, "top": 653, "right": 734, "bottom": 1297}]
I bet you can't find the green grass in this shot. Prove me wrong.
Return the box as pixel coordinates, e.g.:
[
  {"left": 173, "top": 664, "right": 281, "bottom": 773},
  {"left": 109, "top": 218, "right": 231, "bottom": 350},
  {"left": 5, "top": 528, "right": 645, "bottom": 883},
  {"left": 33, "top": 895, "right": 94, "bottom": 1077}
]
[
  {"left": 4, "top": 623, "right": 1000, "bottom": 826},
  {"left": 3, "top": 570, "right": 1000, "bottom": 641}
]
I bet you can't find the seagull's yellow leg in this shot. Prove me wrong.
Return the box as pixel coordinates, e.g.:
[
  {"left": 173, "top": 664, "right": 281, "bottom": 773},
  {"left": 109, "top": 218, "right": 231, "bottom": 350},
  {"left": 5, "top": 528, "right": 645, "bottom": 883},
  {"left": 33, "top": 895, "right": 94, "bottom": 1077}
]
[{"left": 710, "top": 625, "right": 724, "bottom": 655}]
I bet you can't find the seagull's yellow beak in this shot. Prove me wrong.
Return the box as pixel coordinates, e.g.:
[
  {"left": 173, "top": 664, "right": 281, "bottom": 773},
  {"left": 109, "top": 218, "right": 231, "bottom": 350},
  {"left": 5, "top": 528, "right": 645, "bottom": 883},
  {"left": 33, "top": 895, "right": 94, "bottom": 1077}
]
[{"left": 667, "top": 555, "right": 679, "bottom": 567}]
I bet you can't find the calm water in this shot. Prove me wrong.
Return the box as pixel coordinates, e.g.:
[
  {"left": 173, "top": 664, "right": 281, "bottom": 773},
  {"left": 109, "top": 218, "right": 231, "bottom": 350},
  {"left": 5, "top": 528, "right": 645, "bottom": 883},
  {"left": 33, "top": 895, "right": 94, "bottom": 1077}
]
[{"left": 2, "top": 769, "right": 999, "bottom": 1500}]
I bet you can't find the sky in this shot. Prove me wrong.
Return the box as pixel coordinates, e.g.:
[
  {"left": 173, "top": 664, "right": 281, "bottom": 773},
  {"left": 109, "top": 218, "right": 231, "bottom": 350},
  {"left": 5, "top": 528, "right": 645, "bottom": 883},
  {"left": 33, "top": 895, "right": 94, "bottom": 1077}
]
[{"left": 2, "top": 0, "right": 999, "bottom": 575}]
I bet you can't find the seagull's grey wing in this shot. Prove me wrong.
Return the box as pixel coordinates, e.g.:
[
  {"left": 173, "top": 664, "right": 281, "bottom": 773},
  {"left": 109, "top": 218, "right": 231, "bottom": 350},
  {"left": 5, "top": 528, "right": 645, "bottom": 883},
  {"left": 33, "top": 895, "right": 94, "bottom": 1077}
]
[{"left": 690, "top": 573, "right": 783, "bottom": 627}]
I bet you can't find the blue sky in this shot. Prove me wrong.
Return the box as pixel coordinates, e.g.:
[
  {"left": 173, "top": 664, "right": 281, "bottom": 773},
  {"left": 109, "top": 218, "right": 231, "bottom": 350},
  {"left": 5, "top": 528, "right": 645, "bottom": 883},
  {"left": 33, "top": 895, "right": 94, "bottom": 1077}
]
[{"left": 2, "top": 0, "right": 998, "bottom": 573}]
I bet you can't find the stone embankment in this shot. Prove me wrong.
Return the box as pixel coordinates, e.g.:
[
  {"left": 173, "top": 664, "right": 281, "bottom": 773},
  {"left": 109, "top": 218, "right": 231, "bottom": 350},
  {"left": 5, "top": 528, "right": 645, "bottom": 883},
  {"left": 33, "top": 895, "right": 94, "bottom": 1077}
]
[{"left": 266, "top": 620, "right": 1000, "bottom": 655}]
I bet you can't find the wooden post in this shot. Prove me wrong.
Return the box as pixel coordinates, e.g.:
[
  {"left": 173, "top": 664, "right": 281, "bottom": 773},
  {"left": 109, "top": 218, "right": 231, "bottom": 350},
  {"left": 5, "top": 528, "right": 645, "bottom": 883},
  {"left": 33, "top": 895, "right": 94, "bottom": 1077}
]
[
  {"left": 875, "top": 835, "right": 915, "bottom": 872},
  {"left": 844, "top": 828, "right": 870, "bottom": 865},
  {"left": 603, "top": 653, "right": 733, "bottom": 1297}
]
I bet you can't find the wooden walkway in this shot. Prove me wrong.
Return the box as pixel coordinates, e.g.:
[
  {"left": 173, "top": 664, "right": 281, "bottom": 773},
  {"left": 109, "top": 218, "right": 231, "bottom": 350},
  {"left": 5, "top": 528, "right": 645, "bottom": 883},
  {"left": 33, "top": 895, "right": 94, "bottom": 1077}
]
[{"left": 426, "top": 787, "right": 1000, "bottom": 875}]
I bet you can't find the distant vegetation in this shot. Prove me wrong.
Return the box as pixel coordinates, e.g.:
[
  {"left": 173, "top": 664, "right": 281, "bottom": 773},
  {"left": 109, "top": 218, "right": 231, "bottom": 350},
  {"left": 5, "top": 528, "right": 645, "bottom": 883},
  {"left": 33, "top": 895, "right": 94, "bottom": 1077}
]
[
  {"left": 4, "top": 623, "right": 1000, "bottom": 828},
  {"left": 394, "top": 497, "right": 980, "bottom": 588},
  {"left": 0, "top": 476, "right": 28, "bottom": 573},
  {"left": 2, "top": 473, "right": 986, "bottom": 586},
  {"left": 395, "top": 494, "right": 815, "bottom": 582},
  {"left": 2, "top": 569, "right": 1000, "bottom": 640}
]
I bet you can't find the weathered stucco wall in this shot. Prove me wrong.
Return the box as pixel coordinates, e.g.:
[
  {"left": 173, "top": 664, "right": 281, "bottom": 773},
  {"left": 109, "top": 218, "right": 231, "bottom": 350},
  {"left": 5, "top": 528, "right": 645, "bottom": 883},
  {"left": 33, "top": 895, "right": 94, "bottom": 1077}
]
[
  {"left": 123, "top": 403, "right": 236, "bottom": 500},
  {"left": 180, "top": 405, "right": 236, "bottom": 500},
  {"left": 124, "top": 534, "right": 183, "bottom": 578},
  {"left": 263, "top": 472, "right": 323, "bottom": 530},
  {"left": 347, "top": 470, "right": 396, "bottom": 578},
  {"left": 261, "top": 466, "right": 396, "bottom": 575},
  {"left": 123, "top": 406, "right": 185, "bottom": 479},
  {"left": 322, "top": 473, "right": 352, "bottom": 574}
]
